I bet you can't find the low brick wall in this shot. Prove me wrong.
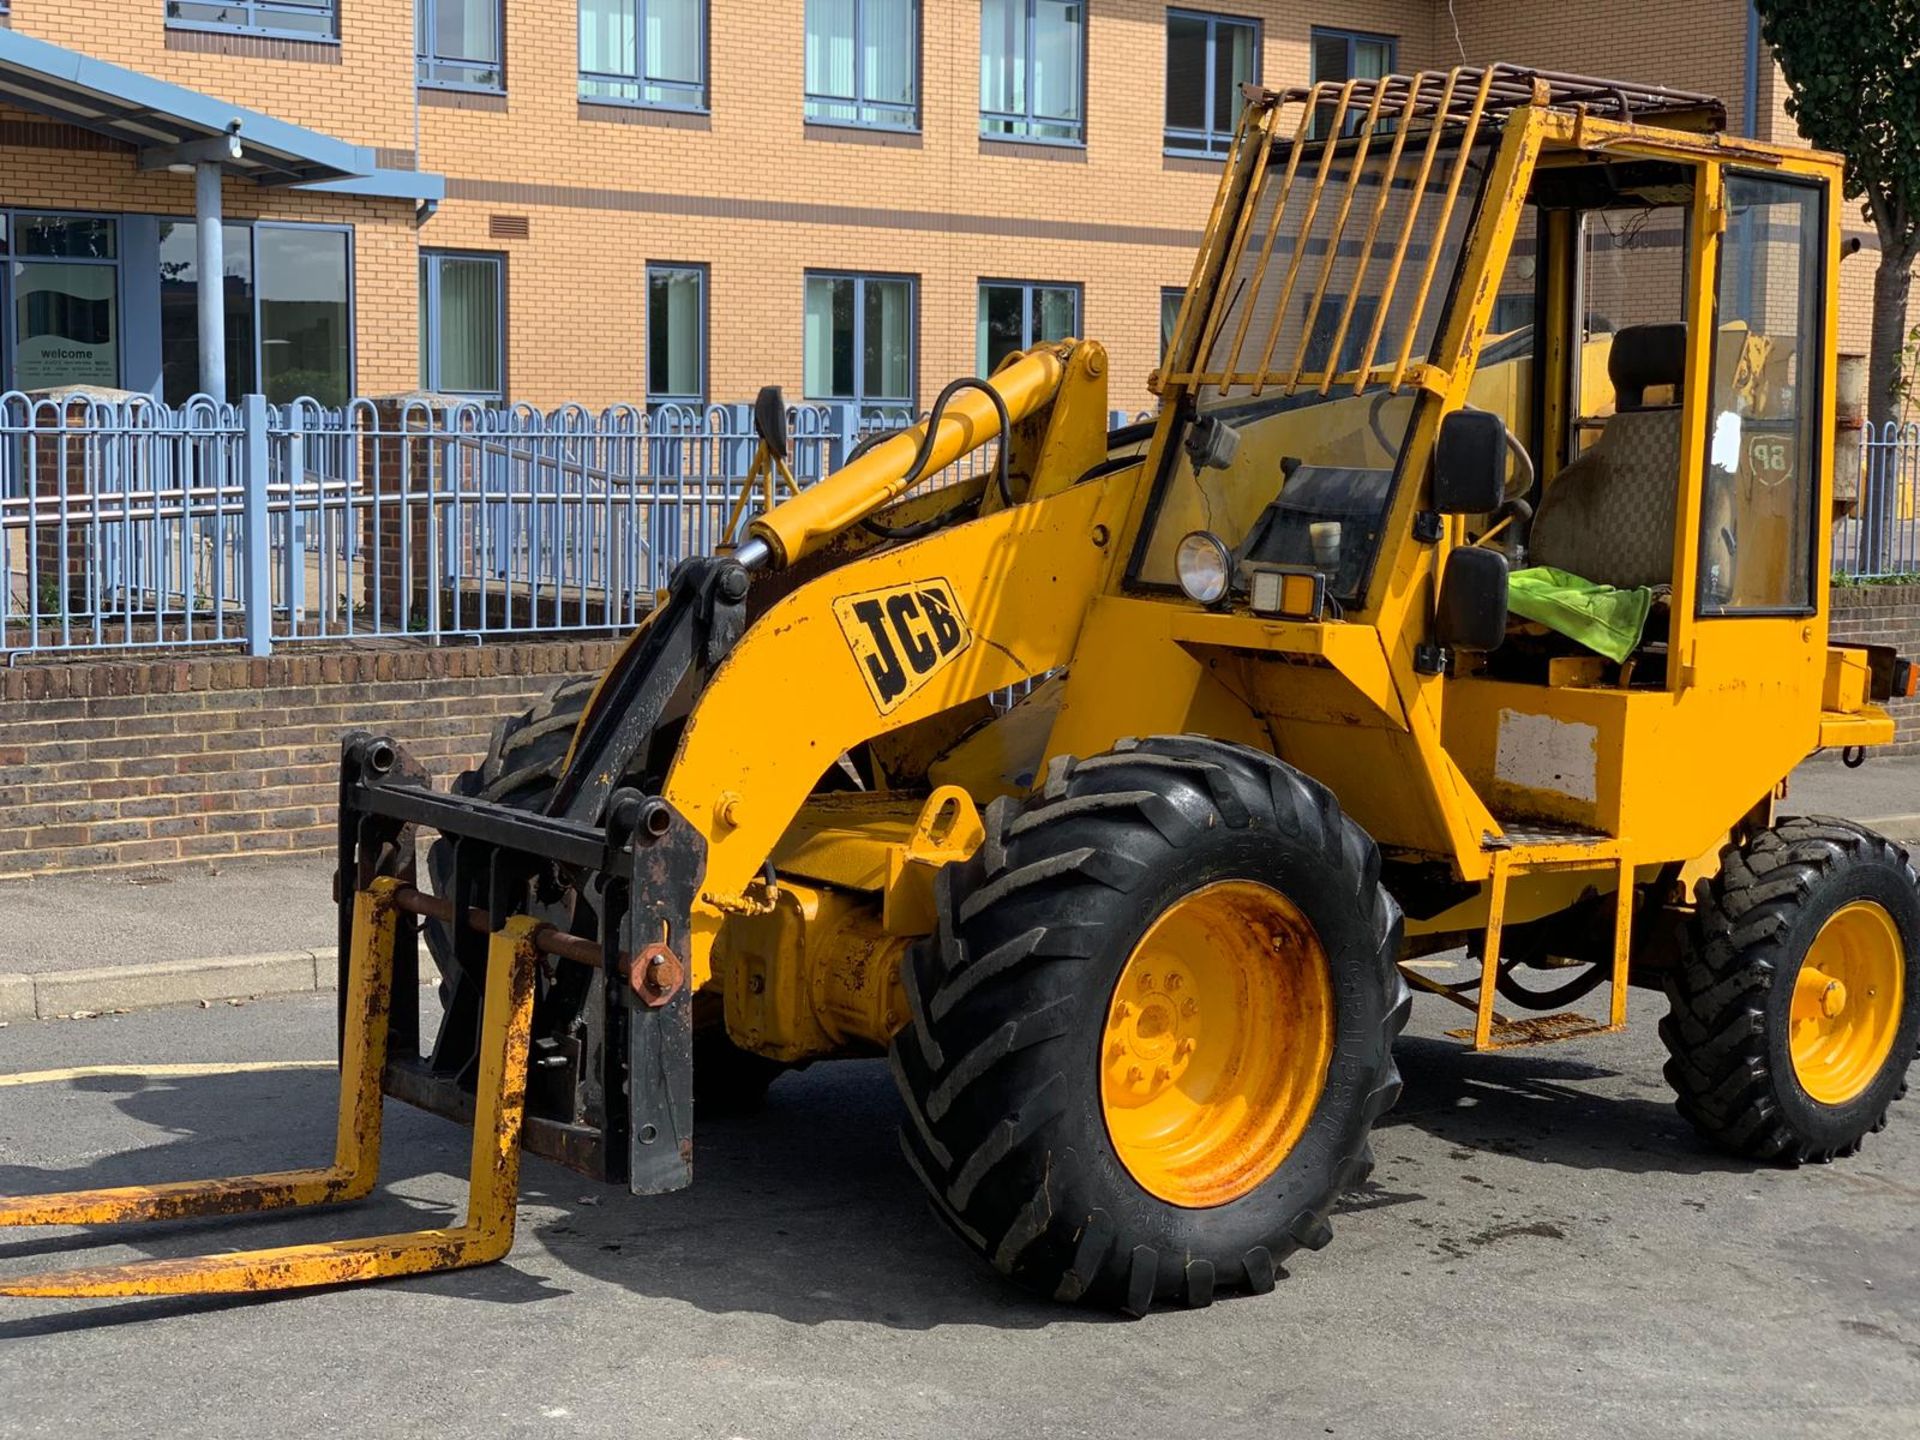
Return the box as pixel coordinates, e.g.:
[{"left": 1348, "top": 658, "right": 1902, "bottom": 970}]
[
  {"left": 1828, "top": 582, "right": 1920, "bottom": 756},
  {"left": 3, "top": 585, "right": 1916, "bottom": 879},
  {"left": 0, "top": 640, "right": 616, "bottom": 877}
]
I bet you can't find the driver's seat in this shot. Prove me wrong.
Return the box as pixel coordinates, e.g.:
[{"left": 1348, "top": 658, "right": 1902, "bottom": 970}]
[{"left": 1529, "top": 323, "right": 1686, "bottom": 590}]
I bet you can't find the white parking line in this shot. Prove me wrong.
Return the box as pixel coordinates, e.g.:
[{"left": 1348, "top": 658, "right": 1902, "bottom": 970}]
[{"left": 0, "top": 1061, "right": 334, "bottom": 1088}]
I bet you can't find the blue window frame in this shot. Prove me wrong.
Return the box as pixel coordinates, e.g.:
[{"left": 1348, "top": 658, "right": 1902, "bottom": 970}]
[
  {"left": 646, "top": 262, "right": 706, "bottom": 408},
  {"left": 418, "top": 0, "right": 505, "bottom": 91},
  {"left": 164, "top": 1, "right": 339, "bottom": 42},
  {"left": 579, "top": 0, "right": 707, "bottom": 111},
  {"left": 805, "top": 271, "right": 915, "bottom": 420},
  {"left": 1164, "top": 10, "right": 1259, "bottom": 158},
  {"left": 806, "top": 0, "right": 919, "bottom": 130},
  {"left": 980, "top": 0, "right": 1084, "bottom": 144},
  {"left": 419, "top": 251, "right": 505, "bottom": 400}
]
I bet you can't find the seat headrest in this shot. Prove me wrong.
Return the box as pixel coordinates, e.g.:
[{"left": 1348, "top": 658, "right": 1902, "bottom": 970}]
[{"left": 1609, "top": 322, "right": 1687, "bottom": 411}]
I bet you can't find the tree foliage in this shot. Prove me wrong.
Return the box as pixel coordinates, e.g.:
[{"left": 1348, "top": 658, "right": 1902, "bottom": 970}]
[
  {"left": 1756, "top": 0, "right": 1920, "bottom": 258},
  {"left": 1759, "top": 1, "right": 1920, "bottom": 539}
]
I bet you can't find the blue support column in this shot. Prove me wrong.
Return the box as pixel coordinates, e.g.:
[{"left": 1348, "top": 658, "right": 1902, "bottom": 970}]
[
  {"left": 194, "top": 161, "right": 227, "bottom": 401},
  {"left": 241, "top": 391, "right": 272, "bottom": 656}
]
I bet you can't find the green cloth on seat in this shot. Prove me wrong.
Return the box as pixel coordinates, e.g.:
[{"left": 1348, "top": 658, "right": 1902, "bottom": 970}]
[{"left": 1506, "top": 566, "right": 1654, "bottom": 664}]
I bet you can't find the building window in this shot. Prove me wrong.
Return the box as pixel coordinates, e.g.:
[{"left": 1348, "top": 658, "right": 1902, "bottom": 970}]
[
  {"left": 420, "top": 251, "right": 504, "bottom": 400},
  {"left": 165, "top": 1, "right": 338, "bottom": 41},
  {"left": 7, "top": 215, "right": 121, "bottom": 393},
  {"left": 159, "top": 220, "right": 254, "bottom": 403},
  {"left": 579, "top": 0, "right": 706, "bottom": 110},
  {"left": 1309, "top": 26, "right": 1393, "bottom": 85},
  {"left": 805, "top": 272, "right": 914, "bottom": 416},
  {"left": 418, "top": 0, "right": 504, "bottom": 91},
  {"left": 806, "top": 0, "right": 918, "bottom": 130},
  {"left": 1160, "top": 286, "right": 1185, "bottom": 358},
  {"left": 977, "top": 280, "right": 1078, "bottom": 375},
  {"left": 1309, "top": 26, "right": 1392, "bottom": 134},
  {"left": 154, "top": 220, "right": 351, "bottom": 405},
  {"left": 1165, "top": 10, "right": 1258, "bottom": 157},
  {"left": 257, "top": 226, "right": 351, "bottom": 406},
  {"left": 646, "top": 263, "right": 705, "bottom": 407},
  {"left": 980, "top": 0, "right": 1084, "bottom": 144}
]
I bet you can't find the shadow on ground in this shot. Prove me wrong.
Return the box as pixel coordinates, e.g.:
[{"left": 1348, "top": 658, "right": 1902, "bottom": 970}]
[{"left": 0, "top": 1029, "right": 1761, "bottom": 1334}]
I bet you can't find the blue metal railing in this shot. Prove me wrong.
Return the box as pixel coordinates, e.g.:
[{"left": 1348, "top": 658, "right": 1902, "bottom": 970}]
[
  {"left": 1838, "top": 421, "right": 1920, "bottom": 580},
  {"left": 3, "top": 391, "right": 1154, "bottom": 659}
]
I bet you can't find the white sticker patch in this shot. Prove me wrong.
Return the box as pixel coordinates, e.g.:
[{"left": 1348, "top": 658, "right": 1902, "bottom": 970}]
[
  {"left": 1494, "top": 709, "right": 1599, "bottom": 803},
  {"left": 1710, "top": 410, "right": 1743, "bottom": 473}
]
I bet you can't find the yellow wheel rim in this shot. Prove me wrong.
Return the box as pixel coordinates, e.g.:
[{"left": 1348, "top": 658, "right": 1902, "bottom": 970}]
[
  {"left": 1100, "top": 880, "right": 1335, "bottom": 1208},
  {"left": 1789, "top": 900, "right": 1905, "bottom": 1106}
]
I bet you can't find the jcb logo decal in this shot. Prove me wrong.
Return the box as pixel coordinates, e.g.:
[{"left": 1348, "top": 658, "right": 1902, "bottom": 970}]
[{"left": 832, "top": 579, "right": 973, "bottom": 714}]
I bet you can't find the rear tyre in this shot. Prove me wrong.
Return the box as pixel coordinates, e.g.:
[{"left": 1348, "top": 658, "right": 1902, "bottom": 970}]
[
  {"left": 427, "top": 676, "right": 785, "bottom": 1111},
  {"left": 1662, "top": 816, "right": 1920, "bottom": 1163},
  {"left": 890, "top": 736, "right": 1407, "bottom": 1315}
]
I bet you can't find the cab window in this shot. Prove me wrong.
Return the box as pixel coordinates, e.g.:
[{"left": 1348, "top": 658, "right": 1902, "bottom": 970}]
[{"left": 1697, "top": 172, "right": 1824, "bottom": 614}]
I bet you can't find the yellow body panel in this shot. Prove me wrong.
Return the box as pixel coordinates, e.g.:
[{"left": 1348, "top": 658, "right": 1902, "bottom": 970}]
[
  {"left": 657, "top": 85, "right": 1867, "bottom": 1060},
  {"left": 667, "top": 466, "right": 1136, "bottom": 987}
]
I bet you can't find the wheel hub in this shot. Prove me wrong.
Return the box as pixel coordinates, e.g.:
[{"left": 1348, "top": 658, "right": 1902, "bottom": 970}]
[
  {"left": 1099, "top": 880, "right": 1335, "bottom": 1209},
  {"left": 1789, "top": 901, "right": 1904, "bottom": 1106},
  {"left": 1106, "top": 966, "right": 1199, "bottom": 1100}
]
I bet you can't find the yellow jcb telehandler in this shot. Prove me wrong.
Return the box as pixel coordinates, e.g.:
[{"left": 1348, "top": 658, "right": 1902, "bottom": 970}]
[{"left": 5, "top": 64, "right": 1918, "bottom": 1316}]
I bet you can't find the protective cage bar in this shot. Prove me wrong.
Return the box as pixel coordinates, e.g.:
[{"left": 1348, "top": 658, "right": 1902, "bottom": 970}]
[
  {"left": 0, "top": 734, "right": 707, "bottom": 1298},
  {"left": 1161, "top": 63, "right": 1724, "bottom": 402}
]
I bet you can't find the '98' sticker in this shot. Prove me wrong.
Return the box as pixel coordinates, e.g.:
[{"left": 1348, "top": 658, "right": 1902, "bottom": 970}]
[{"left": 831, "top": 579, "right": 973, "bottom": 714}]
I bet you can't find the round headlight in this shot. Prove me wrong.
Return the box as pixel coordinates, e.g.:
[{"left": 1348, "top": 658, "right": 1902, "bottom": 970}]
[{"left": 1175, "top": 530, "right": 1233, "bottom": 605}]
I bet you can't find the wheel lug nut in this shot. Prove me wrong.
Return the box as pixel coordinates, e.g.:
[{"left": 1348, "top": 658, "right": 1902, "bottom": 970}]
[
  {"left": 1153, "top": 1066, "right": 1171, "bottom": 1085},
  {"left": 1108, "top": 1042, "right": 1127, "bottom": 1061},
  {"left": 1138, "top": 972, "right": 1154, "bottom": 992},
  {"left": 1176, "top": 1038, "right": 1196, "bottom": 1058},
  {"left": 1181, "top": 998, "right": 1198, "bottom": 1017},
  {"left": 1126, "top": 1066, "right": 1144, "bottom": 1084},
  {"left": 1111, "top": 1000, "right": 1132, "bottom": 1024},
  {"left": 1166, "top": 974, "right": 1183, "bottom": 993}
]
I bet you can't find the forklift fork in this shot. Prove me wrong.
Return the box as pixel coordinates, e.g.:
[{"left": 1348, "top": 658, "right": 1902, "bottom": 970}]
[
  {"left": 0, "top": 732, "right": 706, "bottom": 1301},
  {"left": 0, "top": 880, "right": 539, "bottom": 1298}
]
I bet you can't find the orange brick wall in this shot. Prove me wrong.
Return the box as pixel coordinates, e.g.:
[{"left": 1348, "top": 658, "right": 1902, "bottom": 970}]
[
  {"left": 15, "top": 1, "right": 416, "bottom": 153},
  {"left": 1, "top": 0, "right": 1883, "bottom": 407},
  {"left": 413, "top": 0, "right": 1432, "bottom": 413}
]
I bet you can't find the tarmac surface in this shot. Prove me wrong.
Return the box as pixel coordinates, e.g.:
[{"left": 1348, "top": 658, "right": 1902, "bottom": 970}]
[
  {"left": 0, "top": 755, "right": 1917, "bottom": 1436},
  {"left": 0, "top": 989, "right": 1917, "bottom": 1439}
]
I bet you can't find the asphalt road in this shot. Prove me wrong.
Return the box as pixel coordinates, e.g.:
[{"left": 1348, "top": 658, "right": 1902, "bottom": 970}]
[{"left": 0, "top": 989, "right": 1916, "bottom": 1439}]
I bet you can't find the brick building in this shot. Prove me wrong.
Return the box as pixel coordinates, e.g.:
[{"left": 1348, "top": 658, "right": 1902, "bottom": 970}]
[{"left": 0, "top": 1, "right": 1884, "bottom": 417}]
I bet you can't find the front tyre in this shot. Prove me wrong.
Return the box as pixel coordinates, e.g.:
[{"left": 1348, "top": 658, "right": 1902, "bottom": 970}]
[
  {"left": 1663, "top": 816, "right": 1920, "bottom": 1163},
  {"left": 889, "top": 737, "right": 1408, "bottom": 1316}
]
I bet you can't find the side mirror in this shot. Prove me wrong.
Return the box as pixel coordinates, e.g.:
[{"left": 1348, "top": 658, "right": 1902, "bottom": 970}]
[
  {"left": 753, "top": 384, "right": 790, "bottom": 462},
  {"left": 1435, "top": 545, "right": 1509, "bottom": 652},
  {"left": 1432, "top": 409, "right": 1509, "bottom": 514}
]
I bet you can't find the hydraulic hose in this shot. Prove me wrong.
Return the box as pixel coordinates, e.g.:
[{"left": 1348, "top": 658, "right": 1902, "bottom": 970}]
[{"left": 859, "top": 377, "right": 1014, "bottom": 540}]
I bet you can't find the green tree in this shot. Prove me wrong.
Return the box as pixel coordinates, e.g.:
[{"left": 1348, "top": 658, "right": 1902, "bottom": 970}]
[{"left": 1756, "top": 1, "right": 1920, "bottom": 438}]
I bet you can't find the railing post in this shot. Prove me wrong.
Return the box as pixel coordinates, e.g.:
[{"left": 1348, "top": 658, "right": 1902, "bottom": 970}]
[
  {"left": 827, "top": 403, "right": 858, "bottom": 471},
  {"left": 241, "top": 392, "right": 272, "bottom": 658}
]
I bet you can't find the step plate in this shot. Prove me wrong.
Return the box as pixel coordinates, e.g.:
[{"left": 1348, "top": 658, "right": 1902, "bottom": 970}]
[{"left": 1447, "top": 1010, "right": 1619, "bottom": 1050}]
